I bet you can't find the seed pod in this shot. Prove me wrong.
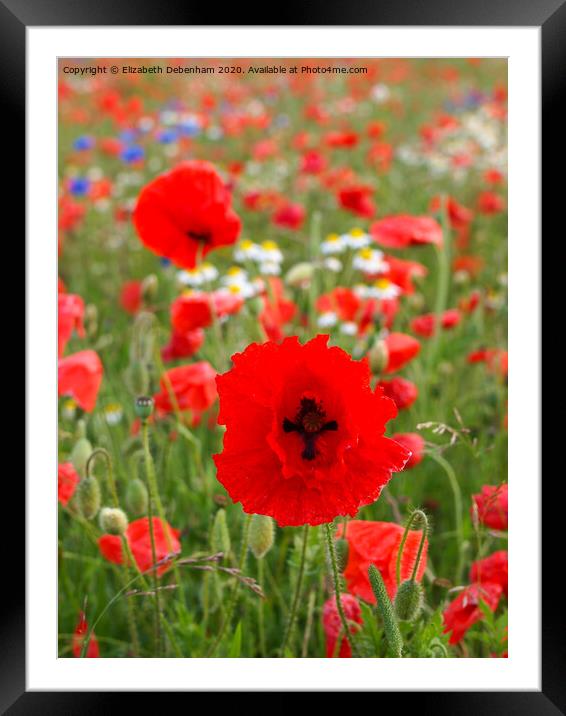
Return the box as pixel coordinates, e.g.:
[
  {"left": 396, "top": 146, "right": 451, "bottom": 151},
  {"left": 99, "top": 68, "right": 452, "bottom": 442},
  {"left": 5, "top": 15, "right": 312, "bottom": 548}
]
[
  {"left": 124, "top": 361, "right": 149, "bottom": 396},
  {"left": 126, "top": 478, "right": 148, "bottom": 516},
  {"left": 134, "top": 395, "right": 154, "bottom": 420},
  {"left": 248, "top": 514, "right": 274, "bottom": 559},
  {"left": 394, "top": 579, "right": 424, "bottom": 622},
  {"left": 210, "top": 509, "right": 231, "bottom": 557},
  {"left": 99, "top": 507, "right": 129, "bottom": 536},
  {"left": 71, "top": 437, "right": 93, "bottom": 478},
  {"left": 76, "top": 477, "right": 101, "bottom": 520},
  {"left": 285, "top": 262, "right": 314, "bottom": 287}
]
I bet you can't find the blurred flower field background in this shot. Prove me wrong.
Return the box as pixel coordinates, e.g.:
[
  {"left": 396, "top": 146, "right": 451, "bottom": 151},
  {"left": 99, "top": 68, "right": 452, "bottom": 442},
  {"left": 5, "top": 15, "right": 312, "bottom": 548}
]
[{"left": 58, "top": 58, "right": 508, "bottom": 659}]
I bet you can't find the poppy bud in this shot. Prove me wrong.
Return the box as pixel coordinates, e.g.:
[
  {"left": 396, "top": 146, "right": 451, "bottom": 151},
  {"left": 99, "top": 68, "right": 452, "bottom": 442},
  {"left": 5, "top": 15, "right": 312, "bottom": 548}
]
[
  {"left": 134, "top": 395, "right": 154, "bottom": 420},
  {"left": 210, "top": 508, "right": 231, "bottom": 557},
  {"left": 99, "top": 506, "right": 128, "bottom": 535},
  {"left": 285, "top": 262, "right": 314, "bottom": 287},
  {"left": 76, "top": 476, "right": 101, "bottom": 520},
  {"left": 125, "top": 360, "right": 149, "bottom": 396},
  {"left": 248, "top": 514, "right": 274, "bottom": 559},
  {"left": 84, "top": 304, "right": 98, "bottom": 337},
  {"left": 394, "top": 579, "right": 424, "bottom": 622},
  {"left": 141, "top": 274, "right": 158, "bottom": 302},
  {"left": 71, "top": 436, "right": 93, "bottom": 477},
  {"left": 126, "top": 478, "right": 148, "bottom": 515},
  {"left": 368, "top": 564, "right": 403, "bottom": 658},
  {"left": 335, "top": 537, "right": 349, "bottom": 571},
  {"left": 368, "top": 339, "right": 389, "bottom": 374}
]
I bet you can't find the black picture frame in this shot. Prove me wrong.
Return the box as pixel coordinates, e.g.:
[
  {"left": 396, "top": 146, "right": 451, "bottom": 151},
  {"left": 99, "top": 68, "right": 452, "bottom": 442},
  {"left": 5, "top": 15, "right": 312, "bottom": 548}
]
[{"left": 11, "top": 0, "right": 556, "bottom": 710}]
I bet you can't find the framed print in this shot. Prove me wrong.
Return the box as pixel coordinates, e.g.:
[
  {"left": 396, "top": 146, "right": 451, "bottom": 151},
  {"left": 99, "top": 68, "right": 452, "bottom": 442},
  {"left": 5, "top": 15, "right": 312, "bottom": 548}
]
[{"left": 11, "top": 0, "right": 557, "bottom": 709}]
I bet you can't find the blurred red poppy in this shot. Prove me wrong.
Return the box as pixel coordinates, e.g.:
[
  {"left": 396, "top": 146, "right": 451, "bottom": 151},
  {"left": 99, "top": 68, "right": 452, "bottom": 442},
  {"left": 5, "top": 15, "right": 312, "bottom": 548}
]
[
  {"left": 161, "top": 328, "right": 204, "bottom": 362},
  {"left": 337, "top": 184, "right": 376, "bottom": 218},
  {"left": 323, "top": 593, "right": 363, "bottom": 657},
  {"left": 214, "top": 335, "right": 409, "bottom": 527},
  {"left": 58, "top": 350, "right": 103, "bottom": 413},
  {"left": 259, "top": 278, "right": 297, "bottom": 341},
  {"left": 382, "top": 332, "right": 421, "bottom": 374},
  {"left": 468, "top": 348, "right": 508, "bottom": 378},
  {"left": 443, "top": 583, "right": 502, "bottom": 645},
  {"left": 337, "top": 520, "right": 428, "bottom": 603},
  {"left": 272, "top": 202, "right": 305, "bottom": 230},
  {"left": 376, "top": 376, "right": 418, "bottom": 410},
  {"left": 133, "top": 160, "right": 242, "bottom": 269},
  {"left": 72, "top": 611, "right": 99, "bottom": 658},
  {"left": 58, "top": 462, "right": 79, "bottom": 506},
  {"left": 98, "top": 516, "right": 181, "bottom": 576},
  {"left": 471, "top": 484, "right": 508, "bottom": 531},
  {"left": 390, "top": 432, "right": 425, "bottom": 468},
  {"left": 171, "top": 291, "right": 243, "bottom": 334},
  {"left": 470, "top": 551, "right": 508, "bottom": 596},
  {"left": 410, "top": 309, "right": 461, "bottom": 338},
  {"left": 58, "top": 293, "right": 85, "bottom": 356},
  {"left": 371, "top": 215, "right": 442, "bottom": 249},
  {"left": 477, "top": 191, "right": 505, "bottom": 215},
  {"left": 430, "top": 195, "right": 473, "bottom": 229},
  {"left": 154, "top": 362, "right": 218, "bottom": 415},
  {"left": 120, "top": 280, "right": 143, "bottom": 314},
  {"left": 381, "top": 255, "right": 427, "bottom": 294}
]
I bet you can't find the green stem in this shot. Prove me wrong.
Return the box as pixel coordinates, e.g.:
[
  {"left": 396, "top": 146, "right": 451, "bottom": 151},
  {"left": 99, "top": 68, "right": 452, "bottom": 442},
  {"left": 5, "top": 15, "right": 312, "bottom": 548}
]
[
  {"left": 86, "top": 448, "right": 118, "bottom": 507},
  {"left": 280, "top": 523, "right": 309, "bottom": 655},
  {"left": 429, "top": 452, "right": 465, "bottom": 582},
  {"left": 323, "top": 522, "right": 359, "bottom": 657},
  {"left": 395, "top": 509, "right": 428, "bottom": 586},
  {"left": 258, "top": 558, "right": 266, "bottom": 656},
  {"left": 206, "top": 513, "right": 252, "bottom": 657}
]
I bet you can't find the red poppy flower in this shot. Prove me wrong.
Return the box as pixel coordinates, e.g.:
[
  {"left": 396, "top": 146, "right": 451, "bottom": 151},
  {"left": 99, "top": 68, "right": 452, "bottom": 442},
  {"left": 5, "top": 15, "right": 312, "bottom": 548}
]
[
  {"left": 98, "top": 516, "right": 181, "bottom": 576},
  {"left": 58, "top": 350, "right": 103, "bottom": 413},
  {"left": 322, "top": 593, "right": 363, "bottom": 657},
  {"left": 58, "top": 462, "right": 79, "bottom": 506},
  {"left": 132, "top": 160, "right": 242, "bottom": 269},
  {"left": 214, "top": 335, "right": 409, "bottom": 527},
  {"left": 471, "top": 484, "right": 508, "bottom": 531},
  {"left": 382, "top": 333, "right": 421, "bottom": 374},
  {"left": 171, "top": 290, "right": 244, "bottom": 334},
  {"left": 467, "top": 348, "right": 508, "bottom": 378},
  {"left": 337, "top": 185, "right": 376, "bottom": 218},
  {"left": 453, "top": 255, "right": 485, "bottom": 278},
  {"left": 430, "top": 195, "right": 474, "bottom": 229},
  {"left": 300, "top": 150, "right": 327, "bottom": 174},
  {"left": 72, "top": 611, "right": 99, "bottom": 658},
  {"left": 410, "top": 309, "right": 461, "bottom": 338},
  {"left": 259, "top": 278, "right": 297, "bottom": 342},
  {"left": 272, "top": 202, "right": 305, "bottom": 230},
  {"left": 120, "top": 280, "right": 143, "bottom": 314},
  {"left": 380, "top": 255, "right": 427, "bottom": 294},
  {"left": 337, "top": 520, "right": 427, "bottom": 603},
  {"left": 316, "top": 287, "right": 362, "bottom": 323},
  {"left": 390, "top": 433, "right": 425, "bottom": 468},
  {"left": 483, "top": 169, "right": 505, "bottom": 185},
  {"left": 161, "top": 328, "right": 204, "bottom": 362},
  {"left": 370, "top": 215, "right": 442, "bottom": 249},
  {"left": 443, "top": 583, "right": 502, "bottom": 645},
  {"left": 153, "top": 362, "right": 218, "bottom": 415},
  {"left": 459, "top": 290, "right": 481, "bottom": 313},
  {"left": 325, "top": 130, "right": 359, "bottom": 149},
  {"left": 477, "top": 191, "right": 505, "bottom": 215},
  {"left": 58, "top": 293, "right": 85, "bottom": 356},
  {"left": 376, "top": 377, "right": 418, "bottom": 411},
  {"left": 470, "top": 551, "right": 508, "bottom": 596}
]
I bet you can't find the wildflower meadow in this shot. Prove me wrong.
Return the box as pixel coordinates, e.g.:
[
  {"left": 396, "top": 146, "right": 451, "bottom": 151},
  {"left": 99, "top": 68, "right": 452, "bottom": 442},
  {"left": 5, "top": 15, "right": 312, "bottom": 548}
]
[{"left": 58, "top": 58, "right": 508, "bottom": 659}]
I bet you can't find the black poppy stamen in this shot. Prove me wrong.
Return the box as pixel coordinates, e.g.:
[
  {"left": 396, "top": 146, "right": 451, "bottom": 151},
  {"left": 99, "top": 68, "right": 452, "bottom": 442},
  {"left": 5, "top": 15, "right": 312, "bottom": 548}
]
[
  {"left": 283, "top": 397, "right": 338, "bottom": 461},
  {"left": 187, "top": 230, "right": 212, "bottom": 244}
]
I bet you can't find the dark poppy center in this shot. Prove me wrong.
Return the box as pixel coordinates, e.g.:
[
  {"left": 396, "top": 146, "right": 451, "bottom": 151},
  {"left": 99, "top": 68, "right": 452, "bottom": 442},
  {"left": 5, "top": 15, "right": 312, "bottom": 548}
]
[
  {"left": 282, "top": 397, "right": 338, "bottom": 461},
  {"left": 187, "top": 230, "right": 212, "bottom": 244}
]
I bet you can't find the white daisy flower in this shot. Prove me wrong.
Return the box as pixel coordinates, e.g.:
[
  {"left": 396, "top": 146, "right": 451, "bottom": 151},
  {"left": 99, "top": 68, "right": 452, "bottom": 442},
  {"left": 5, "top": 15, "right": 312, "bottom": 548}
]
[
  {"left": 342, "top": 227, "right": 371, "bottom": 250},
  {"left": 258, "top": 240, "right": 283, "bottom": 264},
  {"left": 259, "top": 261, "right": 281, "bottom": 276},
  {"left": 323, "top": 257, "right": 343, "bottom": 273},
  {"left": 234, "top": 239, "right": 262, "bottom": 263},
  {"left": 317, "top": 311, "right": 338, "bottom": 328},
  {"left": 340, "top": 321, "right": 358, "bottom": 336},
  {"left": 366, "top": 278, "right": 401, "bottom": 300},
  {"left": 320, "top": 233, "right": 346, "bottom": 255},
  {"left": 352, "top": 247, "right": 388, "bottom": 275},
  {"left": 104, "top": 403, "right": 124, "bottom": 426}
]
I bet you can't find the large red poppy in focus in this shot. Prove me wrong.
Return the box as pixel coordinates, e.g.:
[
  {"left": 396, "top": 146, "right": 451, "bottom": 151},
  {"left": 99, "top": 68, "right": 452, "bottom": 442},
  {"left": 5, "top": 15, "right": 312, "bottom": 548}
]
[
  {"left": 214, "top": 335, "right": 409, "bottom": 527},
  {"left": 132, "top": 160, "right": 242, "bottom": 269}
]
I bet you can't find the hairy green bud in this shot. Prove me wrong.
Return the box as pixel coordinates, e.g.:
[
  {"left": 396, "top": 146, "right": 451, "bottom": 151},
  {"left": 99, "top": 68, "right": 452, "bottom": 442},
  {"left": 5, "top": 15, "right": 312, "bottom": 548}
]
[
  {"left": 368, "top": 564, "right": 403, "bottom": 657},
  {"left": 210, "top": 509, "right": 231, "bottom": 557},
  {"left": 334, "top": 537, "right": 349, "bottom": 571},
  {"left": 71, "top": 436, "right": 93, "bottom": 477},
  {"left": 126, "top": 478, "right": 148, "bottom": 516},
  {"left": 367, "top": 339, "right": 389, "bottom": 375},
  {"left": 125, "top": 361, "right": 150, "bottom": 396},
  {"left": 76, "top": 476, "right": 101, "bottom": 520},
  {"left": 248, "top": 514, "right": 274, "bottom": 559},
  {"left": 394, "top": 579, "right": 424, "bottom": 622},
  {"left": 285, "top": 262, "right": 314, "bottom": 287},
  {"left": 99, "top": 507, "right": 129, "bottom": 536}
]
